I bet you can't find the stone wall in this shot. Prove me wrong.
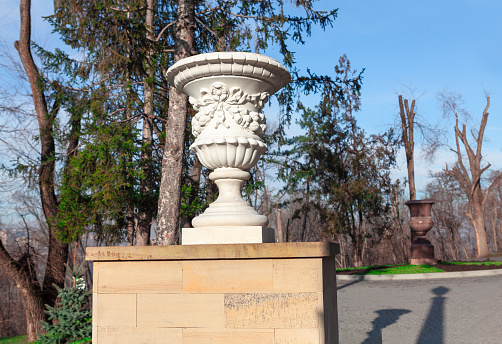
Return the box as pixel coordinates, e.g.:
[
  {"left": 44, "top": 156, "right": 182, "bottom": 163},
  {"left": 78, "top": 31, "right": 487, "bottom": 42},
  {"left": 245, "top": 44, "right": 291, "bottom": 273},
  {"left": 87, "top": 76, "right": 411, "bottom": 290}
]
[{"left": 87, "top": 242, "right": 339, "bottom": 344}]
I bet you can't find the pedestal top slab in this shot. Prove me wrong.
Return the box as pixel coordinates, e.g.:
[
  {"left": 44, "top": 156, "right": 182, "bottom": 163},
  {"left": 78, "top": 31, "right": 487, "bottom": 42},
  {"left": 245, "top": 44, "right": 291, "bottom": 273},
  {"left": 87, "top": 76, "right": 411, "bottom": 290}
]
[{"left": 85, "top": 242, "right": 339, "bottom": 262}]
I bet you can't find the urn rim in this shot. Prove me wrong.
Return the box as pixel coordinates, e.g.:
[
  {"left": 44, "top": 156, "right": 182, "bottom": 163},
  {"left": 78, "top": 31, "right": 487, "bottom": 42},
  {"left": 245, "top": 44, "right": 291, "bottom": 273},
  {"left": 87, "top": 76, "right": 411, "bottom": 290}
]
[{"left": 165, "top": 52, "right": 291, "bottom": 94}]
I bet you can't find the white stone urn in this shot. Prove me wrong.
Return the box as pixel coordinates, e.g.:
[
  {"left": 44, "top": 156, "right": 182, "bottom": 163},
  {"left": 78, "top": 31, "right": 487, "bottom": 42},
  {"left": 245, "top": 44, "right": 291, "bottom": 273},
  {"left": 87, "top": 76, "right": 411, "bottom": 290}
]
[{"left": 165, "top": 52, "right": 290, "bottom": 244}]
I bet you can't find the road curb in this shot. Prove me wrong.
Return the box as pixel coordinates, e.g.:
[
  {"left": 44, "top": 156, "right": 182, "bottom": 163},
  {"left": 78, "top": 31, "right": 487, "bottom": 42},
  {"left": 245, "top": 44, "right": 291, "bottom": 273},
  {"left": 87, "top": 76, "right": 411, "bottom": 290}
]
[{"left": 336, "top": 268, "right": 502, "bottom": 281}]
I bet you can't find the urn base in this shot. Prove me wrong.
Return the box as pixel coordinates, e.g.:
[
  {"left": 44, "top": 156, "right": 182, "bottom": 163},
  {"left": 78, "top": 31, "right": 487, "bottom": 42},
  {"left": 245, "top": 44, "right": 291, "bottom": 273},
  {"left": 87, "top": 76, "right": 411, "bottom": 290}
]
[
  {"left": 191, "top": 168, "right": 269, "bottom": 228},
  {"left": 410, "top": 238, "right": 437, "bottom": 265},
  {"left": 181, "top": 226, "right": 275, "bottom": 245}
]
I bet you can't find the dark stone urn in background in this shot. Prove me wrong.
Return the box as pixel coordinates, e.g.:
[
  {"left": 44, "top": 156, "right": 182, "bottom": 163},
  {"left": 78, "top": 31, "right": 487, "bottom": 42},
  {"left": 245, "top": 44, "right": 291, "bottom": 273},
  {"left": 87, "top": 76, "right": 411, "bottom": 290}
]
[{"left": 405, "top": 200, "right": 437, "bottom": 265}]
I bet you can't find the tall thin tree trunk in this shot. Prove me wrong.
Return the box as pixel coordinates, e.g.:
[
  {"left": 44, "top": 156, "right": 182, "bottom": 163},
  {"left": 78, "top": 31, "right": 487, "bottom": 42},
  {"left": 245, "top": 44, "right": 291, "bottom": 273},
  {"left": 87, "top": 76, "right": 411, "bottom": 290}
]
[
  {"left": 123, "top": 11, "right": 136, "bottom": 247},
  {"left": 489, "top": 205, "right": 498, "bottom": 253},
  {"left": 136, "top": 0, "right": 155, "bottom": 246},
  {"left": 156, "top": 0, "right": 195, "bottom": 245},
  {"left": 301, "top": 178, "right": 310, "bottom": 242},
  {"left": 126, "top": 208, "right": 135, "bottom": 246},
  {"left": 276, "top": 207, "right": 283, "bottom": 243},
  {"left": 398, "top": 95, "right": 416, "bottom": 201}
]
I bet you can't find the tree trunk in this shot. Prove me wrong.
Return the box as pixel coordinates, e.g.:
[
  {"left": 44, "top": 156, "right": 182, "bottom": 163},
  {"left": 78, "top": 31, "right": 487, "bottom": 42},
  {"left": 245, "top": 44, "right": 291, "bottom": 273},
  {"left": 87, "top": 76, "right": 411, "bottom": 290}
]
[
  {"left": 21, "top": 288, "right": 45, "bottom": 342},
  {"left": 301, "top": 178, "right": 310, "bottom": 242},
  {"left": 352, "top": 237, "right": 363, "bottom": 268},
  {"left": 276, "top": 207, "right": 283, "bottom": 243},
  {"left": 398, "top": 95, "right": 416, "bottom": 201},
  {"left": 470, "top": 199, "right": 490, "bottom": 258},
  {"left": 156, "top": 0, "right": 195, "bottom": 245},
  {"left": 136, "top": 0, "right": 155, "bottom": 246},
  {"left": 0, "top": 240, "right": 44, "bottom": 342},
  {"left": 126, "top": 207, "right": 135, "bottom": 246},
  {"left": 0, "top": 0, "right": 69, "bottom": 339}
]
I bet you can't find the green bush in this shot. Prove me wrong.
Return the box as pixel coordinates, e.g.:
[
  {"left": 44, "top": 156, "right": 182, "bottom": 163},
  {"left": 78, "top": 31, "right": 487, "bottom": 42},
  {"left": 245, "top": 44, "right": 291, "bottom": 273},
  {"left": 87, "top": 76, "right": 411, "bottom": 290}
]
[{"left": 37, "top": 265, "right": 91, "bottom": 344}]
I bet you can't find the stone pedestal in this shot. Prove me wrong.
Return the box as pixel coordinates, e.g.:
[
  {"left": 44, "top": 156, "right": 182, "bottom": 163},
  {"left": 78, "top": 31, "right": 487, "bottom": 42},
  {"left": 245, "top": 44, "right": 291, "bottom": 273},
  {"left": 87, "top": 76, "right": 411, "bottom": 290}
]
[
  {"left": 86, "top": 242, "right": 340, "bottom": 344},
  {"left": 410, "top": 239, "right": 437, "bottom": 265}
]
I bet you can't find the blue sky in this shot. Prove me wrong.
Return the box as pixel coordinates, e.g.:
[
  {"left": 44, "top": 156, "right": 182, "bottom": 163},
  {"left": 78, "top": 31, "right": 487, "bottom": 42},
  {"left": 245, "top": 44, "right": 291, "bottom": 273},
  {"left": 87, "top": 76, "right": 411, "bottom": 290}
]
[
  {"left": 289, "top": 0, "right": 502, "bottom": 195},
  {"left": 1, "top": 0, "right": 501, "bottom": 197}
]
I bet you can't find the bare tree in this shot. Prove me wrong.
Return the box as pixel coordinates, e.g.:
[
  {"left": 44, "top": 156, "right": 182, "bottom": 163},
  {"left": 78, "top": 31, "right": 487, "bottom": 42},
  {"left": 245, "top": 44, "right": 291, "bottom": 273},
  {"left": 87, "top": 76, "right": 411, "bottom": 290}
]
[
  {"left": 398, "top": 95, "right": 417, "bottom": 200},
  {"left": 388, "top": 180, "right": 410, "bottom": 262},
  {"left": 0, "top": 0, "right": 74, "bottom": 340},
  {"left": 445, "top": 96, "right": 502, "bottom": 258},
  {"left": 486, "top": 170, "right": 502, "bottom": 253},
  {"left": 425, "top": 171, "right": 471, "bottom": 260}
]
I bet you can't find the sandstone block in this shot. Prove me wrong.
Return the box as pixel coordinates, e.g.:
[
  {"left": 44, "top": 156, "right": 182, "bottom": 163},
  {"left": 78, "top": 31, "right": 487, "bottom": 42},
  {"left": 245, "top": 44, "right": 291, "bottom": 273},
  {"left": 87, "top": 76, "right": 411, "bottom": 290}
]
[
  {"left": 95, "top": 294, "right": 136, "bottom": 327},
  {"left": 182, "top": 328, "right": 274, "bottom": 344},
  {"left": 97, "top": 261, "right": 182, "bottom": 293},
  {"left": 225, "top": 293, "right": 319, "bottom": 329},
  {"left": 97, "top": 326, "right": 182, "bottom": 344},
  {"left": 274, "top": 329, "right": 320, "bottom": 344},
  {"left": 272, "top": 258, "right": 322, "bottom": 292},
  {"left": 137, "top": 293, "right": 224, "bottom": 328},
  {"left": 183, "top": 259, "right": 273, "bottom": 293}
]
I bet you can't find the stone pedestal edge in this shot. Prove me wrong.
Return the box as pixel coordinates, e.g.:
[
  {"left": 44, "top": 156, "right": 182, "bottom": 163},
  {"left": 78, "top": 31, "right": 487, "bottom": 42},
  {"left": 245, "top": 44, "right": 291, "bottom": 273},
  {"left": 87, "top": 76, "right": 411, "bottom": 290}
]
[{"left": 85, "top": 242, "right": 340, "bottom": 262}]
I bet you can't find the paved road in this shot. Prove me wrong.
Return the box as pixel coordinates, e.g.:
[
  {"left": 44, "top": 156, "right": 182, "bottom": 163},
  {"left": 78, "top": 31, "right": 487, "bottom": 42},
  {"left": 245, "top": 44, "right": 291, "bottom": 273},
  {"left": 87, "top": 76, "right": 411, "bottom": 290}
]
[{"left": 337, "top": 275, "right": 502, "bottom": 344}]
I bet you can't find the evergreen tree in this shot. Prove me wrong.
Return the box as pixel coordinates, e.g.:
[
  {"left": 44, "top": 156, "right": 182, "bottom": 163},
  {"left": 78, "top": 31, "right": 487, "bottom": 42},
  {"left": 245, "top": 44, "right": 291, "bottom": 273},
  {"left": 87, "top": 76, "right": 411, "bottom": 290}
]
[
  {"left": 37, "top": 265, "right": 92, "bottom": 344},
  {"left": 44, "top": 0, "right": 342, "bottom": 245},
  {"left": 44, "top": 0, "right": 173, "bottom": 245},
  {"left": 277, "top": 55, "right": 397, "bottom": 266}
]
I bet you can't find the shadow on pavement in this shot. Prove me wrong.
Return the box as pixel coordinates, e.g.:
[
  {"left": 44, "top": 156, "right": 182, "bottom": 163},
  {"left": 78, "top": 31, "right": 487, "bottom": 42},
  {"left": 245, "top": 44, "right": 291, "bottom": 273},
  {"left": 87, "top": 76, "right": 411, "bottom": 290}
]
[
  {"left": 362, "top": 309, "right": 412, "bottom": 344},
  {"left": 336, "top": 278, "right": 363, "bottom": 290},
  {"left": 416, "top": 286, "right": 450, "bottom": 344}
]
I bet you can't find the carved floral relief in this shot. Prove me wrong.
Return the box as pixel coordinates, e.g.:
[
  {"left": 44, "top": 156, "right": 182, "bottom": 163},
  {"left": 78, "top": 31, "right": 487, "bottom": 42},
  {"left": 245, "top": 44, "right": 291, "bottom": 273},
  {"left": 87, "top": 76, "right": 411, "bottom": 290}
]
[{"left": 189, "top": 82, "right": 269, "bottom": 137}]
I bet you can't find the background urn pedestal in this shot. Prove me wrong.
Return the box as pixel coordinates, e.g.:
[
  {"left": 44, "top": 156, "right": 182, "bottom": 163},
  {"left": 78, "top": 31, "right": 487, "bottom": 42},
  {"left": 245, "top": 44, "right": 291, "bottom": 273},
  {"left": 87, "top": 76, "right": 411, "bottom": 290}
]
[
  {"left": 86, "top": 243, "right": 340, "bottom": 344},
  {"left": 406, "top": 200, "right": 437, "bottom": 265}
]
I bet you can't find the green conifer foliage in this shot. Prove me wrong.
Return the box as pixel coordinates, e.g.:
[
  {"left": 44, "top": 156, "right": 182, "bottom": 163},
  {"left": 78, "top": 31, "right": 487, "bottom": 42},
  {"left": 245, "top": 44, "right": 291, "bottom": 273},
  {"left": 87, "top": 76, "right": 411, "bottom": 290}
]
[{"left": 37, "top": 266, "right": 91, "bottom": 344}]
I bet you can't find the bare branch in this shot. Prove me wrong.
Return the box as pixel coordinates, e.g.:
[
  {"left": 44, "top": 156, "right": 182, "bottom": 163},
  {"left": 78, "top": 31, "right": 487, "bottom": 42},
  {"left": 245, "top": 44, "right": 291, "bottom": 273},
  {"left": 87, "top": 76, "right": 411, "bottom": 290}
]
[
  {"left": 475, "top": 97, "right": 490, "bottom": 160},
  {"left": 155, "top": 22, "right": 175, "bottom": 42},
  {"left": 220, "top": 7, "right": 263, "bottom": 20},
  {"left": 195, "top": 16, "right": 218, "bottom": 38},
  {"left": 483, "top": 170, "right": 502, "bottom": 207}
]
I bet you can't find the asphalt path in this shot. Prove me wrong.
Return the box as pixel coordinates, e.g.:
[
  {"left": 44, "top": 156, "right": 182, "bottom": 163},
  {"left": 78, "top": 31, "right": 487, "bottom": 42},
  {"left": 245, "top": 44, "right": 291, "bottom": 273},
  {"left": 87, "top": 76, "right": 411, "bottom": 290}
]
[{"left": 337, "top": 275, "right": 502, "bottom": 344}]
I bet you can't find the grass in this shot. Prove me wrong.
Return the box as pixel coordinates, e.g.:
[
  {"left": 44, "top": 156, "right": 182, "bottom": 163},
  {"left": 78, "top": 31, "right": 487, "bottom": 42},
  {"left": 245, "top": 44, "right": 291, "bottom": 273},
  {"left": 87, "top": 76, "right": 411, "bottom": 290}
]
[
  {"left": 441, "top": 261, "right": 502, "bottom": 266},
  {"left": 336, "top": 260, "right": 502, "bottom": 275},
  {"left": 338, "top": 264, "right": 444, "bottom": 275},
  {"left": 336, "top": 264, "right": 443, "bottom": 275},
  {"left": 361, "top": 264, "right": 444, "bottom": 275},
  {"left": 0, "top": 336, "right": 28, "bottom": 344}
]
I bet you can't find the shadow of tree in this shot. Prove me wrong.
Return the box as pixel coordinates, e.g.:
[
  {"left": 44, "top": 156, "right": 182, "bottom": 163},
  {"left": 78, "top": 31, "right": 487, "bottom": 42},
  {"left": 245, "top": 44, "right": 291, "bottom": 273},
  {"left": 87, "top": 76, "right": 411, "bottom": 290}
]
[
  {"left": 416, "top": 286, "right": 450, "bottom": 344},
  {"left": 362, "top": 309, "right": 412, "bottom": 344},
  {"left": 337, "top": 278, "right": 363, "bottom": 290}
]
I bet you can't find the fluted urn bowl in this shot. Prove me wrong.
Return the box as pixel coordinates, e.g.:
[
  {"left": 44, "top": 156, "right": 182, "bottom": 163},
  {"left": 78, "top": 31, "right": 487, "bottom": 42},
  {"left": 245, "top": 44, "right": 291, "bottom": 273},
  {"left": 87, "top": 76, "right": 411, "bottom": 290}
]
[
  {"left": 405, "top": 200, "right": 435, "bottom": 236},
  {"left": 190, "top": 136, "right": 267, "bottom": 170},
  {"left": 166, "top": 52, "right": 290, "bottom": 228}
]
